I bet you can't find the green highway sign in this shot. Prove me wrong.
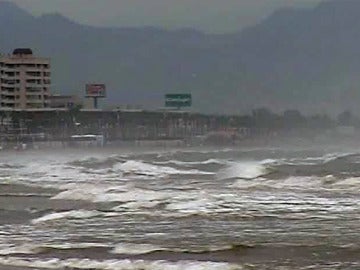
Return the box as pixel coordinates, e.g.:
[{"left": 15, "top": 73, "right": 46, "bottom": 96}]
[{"left": 165, "top": 94, "right": 192, "bottom": 108}]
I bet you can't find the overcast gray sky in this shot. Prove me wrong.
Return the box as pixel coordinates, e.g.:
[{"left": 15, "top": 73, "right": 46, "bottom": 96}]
[{"left": 10, "top": 0, "right": 327, "bottom": 33}]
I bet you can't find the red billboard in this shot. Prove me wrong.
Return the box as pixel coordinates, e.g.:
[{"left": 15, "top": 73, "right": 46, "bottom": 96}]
[{"left": 85, "top": 84, "right": 106, "bottom": 98}]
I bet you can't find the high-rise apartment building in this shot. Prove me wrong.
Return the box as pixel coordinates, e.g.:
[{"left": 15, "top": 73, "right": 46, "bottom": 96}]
[{"left": 0, "top": 48, "right": 51, "bottom": 109}]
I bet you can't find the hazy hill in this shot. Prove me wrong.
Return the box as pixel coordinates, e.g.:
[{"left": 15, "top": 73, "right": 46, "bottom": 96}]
[{"left": 1, "top": 0, "right": 360, "bottom": 114}]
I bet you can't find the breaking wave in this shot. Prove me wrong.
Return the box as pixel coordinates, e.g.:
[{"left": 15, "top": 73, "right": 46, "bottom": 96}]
[
  {"left": 31, "top": 210, "right": 105, "bottom": 224},
  {"left": 112, "top": 243, "right": 166, "bottom": 255},
  {"left": 0, "top": 257, "right": 241, "bottom": 270},
  {"left": 153, "top": 158, "right": 228, "bottom": 166},
  {"left": 114, "top": 160, "right": 214, "bottom": 177},
  {"left": 111, "top": 243, "right": 254, "bottom": 255},
  {"left": 52, "top": 185, "right": 170, "bottom": 206},
  {"left": 0, "top": 241, "right": 254, "bottom": 257},
  {"left": 217, "top": 161, "right": 270, "bottom": 180},
  {"left": 0, "top": 243, "right": 109, "bottom": 256},
  {"left": 233, "top": 175, "right": 360, "bottom": 191},
  {"left": 68, "top": 155, "right": 127, "bottom": 169}
]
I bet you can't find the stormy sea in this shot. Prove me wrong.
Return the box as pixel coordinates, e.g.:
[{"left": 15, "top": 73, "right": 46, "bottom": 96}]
[{"left": 0, "top": 144, "right": 360, "bottom": 269}]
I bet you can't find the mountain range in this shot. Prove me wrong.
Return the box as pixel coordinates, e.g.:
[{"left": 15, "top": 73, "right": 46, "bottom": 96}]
[{"left": 1, "top": 0, "right": 359, "bottom": 114}]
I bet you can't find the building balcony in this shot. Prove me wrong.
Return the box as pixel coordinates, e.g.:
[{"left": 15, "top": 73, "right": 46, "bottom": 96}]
[
  {"left": 0, "top": 82, "right": 19, "bottom": 88},
  {"left": 25, "top": 68, "right": 42, "bottom": 72},
  {"left": 1, "top": 94, "right": 15, "bottom": 98},
  {"left": 1, "top": 76, "right": 19, "bottom": 81},
  {"left": 1, "top": 99, "right": 16, "bottom": 104},
  {"left": 1, "top": 74, "right": 16, "bottom": 79},
  {"left": 25, "top": 76, "right": 42, "bottom": 80},
  {"left": 26, "top": 99, "right": 44, "bottom": 103},
  {"left": 0, "top": 67, "right": 16, "bottom": 72},
  {"left": 1, "top": 91, "right": 16, "bottom": 96},
  {"left": 26, "top": 88, "right": 44, "bottom": 95},
  {"left": 26, "top": 92, "right": 43, "bottom": 96},
  {"left": 26, "top": 83, "right": 43, "bottom": 88},
  {"left": 0, "top": 104, "right": 16, "bottom": 109}
]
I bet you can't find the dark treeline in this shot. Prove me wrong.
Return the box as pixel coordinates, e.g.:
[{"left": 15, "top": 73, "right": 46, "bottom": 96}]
[
  {"left": 0, "top": 108, "right": 358, "bottom": 143},
  {"left": 210, "top": 108, "right": 358, "bottom": 130}
]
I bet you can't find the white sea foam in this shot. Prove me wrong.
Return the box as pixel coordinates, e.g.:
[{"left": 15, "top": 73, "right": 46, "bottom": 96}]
[
  {"left": 0, "top": 257, "right": 242, "bottom": 270},
  {"left": 259, "top": 159, "right": 279, "bottom": 165},
  {"left": 217, "top": 161, "right": 268, "bottom": 180},
  {"left": 0, "top": 244, "right": 41, "bottom": 255},
  {"left": 268, "top": 176, "right": 324, "bottom": 189},
  {"left": 52, "top": 182, "right": 132, "bottom": 201},
  {"left": 52, "top": 188, "right": 102, "bottom": 201},
  {"left": 166, "top": 200, "right": 205, "bottom": 214},
  {"left": 114, "top": 160, "right": 214, "bottom": 177},
  {"left": 114, "top": 200, "right": 163, "bottom": 210},
  {"left": 52, "top": 182, "right": 171, "bottom": 207},
  {"left": 69, "top": 155, "right": 124, "bottom": 166},
  {"left": 52, "top": 183, "right": 109, "bottom": 201},
  {"left": 231, "top": 178, "right": 267, "bottom": 189},
  {"left": 321, "top": 152, "right": 356, "bottom": 163},
  {"left": 233, "top": 175, "right": 360, "bottom": 192},
  {"left": 232, "top": 176, "right": 325, "bottom": 190},
  {"left": 153, "top": 159, "right": 227, "bottom": 166},
  {"left": 275, "top": 152, "right": 358, "bottom": 166},
  {"left": 15, "top": 162, "right": 98, "bottom": 188},
  {"left": 111, "top": 243, "right": 238, "bottom": 255},
  {"left": 95, "top": 188, "right": 170, "bottom": 203},
  {"left": 164, "top": 191, "right": 220, "bottom": 215},
  {"left": 166, "top": 197, "right": 214, "bottom": 214},
  {"left": 331, "top": 177, "right": 360, "bottom": 190},
  {"left": 45, "top": 243, "right": 110, "bottom": 250},
  {"left": 0, "top": 242, "right": 110, "bottom": 256},
  {"left": 31, "top": 210, "right": 102, "bottom": 224},
  {"left": 112, "top": 243, "right": 166, "bottom": 255}
]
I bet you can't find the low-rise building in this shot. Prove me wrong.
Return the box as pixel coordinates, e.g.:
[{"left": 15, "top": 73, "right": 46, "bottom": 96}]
[{"left": 49, "top": 94, "right": 82, "bottom": 109}]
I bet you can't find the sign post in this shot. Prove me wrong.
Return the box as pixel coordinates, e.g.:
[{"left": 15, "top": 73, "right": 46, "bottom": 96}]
[
  {"left": 165, "top": 94, "right": 192, "bottom": 109},
  {"left": 85, "top": 84, "right": 106, "bottom": 109}
]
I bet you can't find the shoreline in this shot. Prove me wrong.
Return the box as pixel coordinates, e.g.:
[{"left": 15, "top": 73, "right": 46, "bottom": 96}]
[
  {"left": 0, "top": 244, "right": 359, "bottom": 268},
  {"left": 3, "top": 127, "right": 360, "bottom": 153}
]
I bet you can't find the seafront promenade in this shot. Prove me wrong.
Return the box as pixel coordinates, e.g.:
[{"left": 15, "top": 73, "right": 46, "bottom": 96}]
[
  {"left": 0, "top": 108, "right": 350, "bottom": 150},
  {"left": 0, "top": 109, "right": 253, "bottom": 149}
]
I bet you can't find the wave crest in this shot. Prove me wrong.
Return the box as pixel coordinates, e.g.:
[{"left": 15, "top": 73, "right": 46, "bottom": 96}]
[{"left": 217, "top": 161, "right": 270, "bottom": 180}]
